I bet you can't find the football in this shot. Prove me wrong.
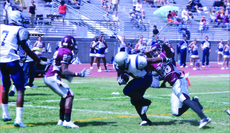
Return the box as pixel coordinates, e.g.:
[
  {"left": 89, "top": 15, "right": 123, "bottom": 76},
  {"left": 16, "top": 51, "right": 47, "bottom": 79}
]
[{"left": 120, "top": 73, "right": 130, "bottom": 83}]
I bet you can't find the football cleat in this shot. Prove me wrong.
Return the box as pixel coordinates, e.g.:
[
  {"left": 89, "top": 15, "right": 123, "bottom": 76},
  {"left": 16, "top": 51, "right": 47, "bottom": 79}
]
[
  {"left": 63, "top": 120, "right": 79, "bottom": 129},
  {"left": 14, "top": 120, "right": 27, "bottom": 127},
  {"left": 139, "top": 119, "right": 152, "bottom": 126},
  {"left": 57, "top": 120, "right": 63, "bottom": 125},
  {"left": 192, "top": 96, "right": 203, "bottom": 110},
  {"left": 8, "top": 90, "right": 15, "bottom": 96},
  {"left": 198, "top": 117, "right": 211, "bottom": 129},
  {"left": 2, "top": 115, "right": 12, "bottom": 122},
  {"left": 226, "top": 109, "right": 230, "bottom": 116}
]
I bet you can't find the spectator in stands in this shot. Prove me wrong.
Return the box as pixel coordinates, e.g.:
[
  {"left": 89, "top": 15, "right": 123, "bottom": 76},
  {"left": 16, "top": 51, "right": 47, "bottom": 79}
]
[
  {"left": 213, "top": 0, "right": 222, "bottom": 11},
  {"left": 187, "top": 0, "right": 197, "bottom": 12},
  {"left": 59, "top": 0, "right": 68, "bottom": 25},
  {"left": 112, "top": 12, "right": 120, "bottom": 30},
  {"left": 111, "top": 0, "right": 119, "bottom": 12},
  {"left": 225, "top": 0, "right": 230, "bottom": 9},
  {"left": 134, "top": 38, "right": 147, "bottom": 53},
  {"left": 152, "top": 25, "right": 159, "bottom": 37},
  {"left": 223, "top": 14, "right": 230, "bottom": 30},
  {"left": 129, "top": 6, "right": 136, "bottom": 18},
  {"left": 151, "top": 35, "right": 163, "bottom": 46},
  {"left": 167, "top": 11, "right": 174, "bottom": 24},
  {"left": 216, "top": 11, "right": 224, "bottom": 26},
  {"left": 178, "top": 21, "right": 191, "bottom": 40},
  {"left": 33, "top": 36, "right": 45, "bottom": 57},
  {"left": 221, "top": 40, "right": 230, "bottom": 70},
  {"left": 102, "top": 0, "right": 111, "bottom": 12},
  {"left": 182, "top": 7, "right": 192, "bottom": 24},
  {"left": 199, "top": 16, "right": 209, "bottom": 33},
  {"left": 179, "top": 36, "right": 188, "bottom": 68},
  {"left": 135, "top": 0, "right": 146, "bottom": 19},
  {"left": 28, "top": 0, "right": 36, "bottom": 28},
  {"left": 138, "top": 16, "right": 146, "bottom": 30},
  {"left": 217, "top": 39, "right": 224, "bottom": 65},
  {"left": 146, "top": 0, "right": 155, "bottom": 8},
  {"left": 200, "top": 36, "right": 211, "bottom": 67}
]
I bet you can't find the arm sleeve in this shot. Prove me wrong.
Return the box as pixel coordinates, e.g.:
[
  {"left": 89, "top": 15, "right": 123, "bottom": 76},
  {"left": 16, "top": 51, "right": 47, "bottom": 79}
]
[
  {"left": 162, "top": 44, "right": 173, "bottom": 58},
  {"left": 18, "top": 28, "right": 40, "bottom": 63}
]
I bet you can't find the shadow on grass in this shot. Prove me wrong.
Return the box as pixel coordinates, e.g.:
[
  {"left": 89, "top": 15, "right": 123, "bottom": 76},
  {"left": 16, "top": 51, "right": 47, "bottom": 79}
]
[
  {"left": 74, "top": 121, "right": 117, "bottom": 127},
  {"left": 24, "top": 121, "right": 116, "bottom": 127},
  {"left": 25, "top": 93, "right": 52, "bottom": 96},
  {"left": 151, "top": 120, "right": 213, "bottom": 129}
]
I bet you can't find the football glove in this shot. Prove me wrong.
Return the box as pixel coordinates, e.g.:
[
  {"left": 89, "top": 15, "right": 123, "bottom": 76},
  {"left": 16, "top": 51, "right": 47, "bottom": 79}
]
[
  {"left": 75, "top": 68, "right": 91, "bottom": 77},
  {"left": 117, "top": 77, "right": 127, "bottom": 85}
]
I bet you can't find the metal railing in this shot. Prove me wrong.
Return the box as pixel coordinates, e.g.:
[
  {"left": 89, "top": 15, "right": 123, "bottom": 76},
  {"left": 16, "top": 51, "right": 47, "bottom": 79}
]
[{"left": 51, "top": 0, "right": 124, "bottom": 37}]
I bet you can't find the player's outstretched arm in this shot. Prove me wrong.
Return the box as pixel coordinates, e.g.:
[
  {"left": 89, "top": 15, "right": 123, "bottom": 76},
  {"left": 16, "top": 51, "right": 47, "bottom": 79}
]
[
  {"left": 161, "top": 43, "right": 173, "bottom": 58},
  {"left": 61, "top": 64, "right": 91, "bottom": 77}
]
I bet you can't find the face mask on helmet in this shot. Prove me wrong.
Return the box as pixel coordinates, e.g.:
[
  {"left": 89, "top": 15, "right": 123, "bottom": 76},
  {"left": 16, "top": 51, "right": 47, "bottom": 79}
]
[
  {"left": 61, "top": 36, "right": 76, "bottom": 50},
  {"left": 9, "top": 11, "right": 25, "bottom": 26},
  {"left": 114, "top": 52, "right": 130, "bottom": 71}
]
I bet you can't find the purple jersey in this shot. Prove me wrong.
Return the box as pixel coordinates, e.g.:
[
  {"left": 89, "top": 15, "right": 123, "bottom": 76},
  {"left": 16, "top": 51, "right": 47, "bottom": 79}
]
[
  {"left": 150, "top": 51, "right": 180, "bottom": 86},
  {"left": 46, "top": 48, "right": 73, "bottom": 77}
]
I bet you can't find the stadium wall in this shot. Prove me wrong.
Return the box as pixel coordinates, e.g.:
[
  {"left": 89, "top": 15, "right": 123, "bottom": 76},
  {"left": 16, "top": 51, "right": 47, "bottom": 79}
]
[{"left": 31, "top": 37, "right": 225, "bottom": 63}]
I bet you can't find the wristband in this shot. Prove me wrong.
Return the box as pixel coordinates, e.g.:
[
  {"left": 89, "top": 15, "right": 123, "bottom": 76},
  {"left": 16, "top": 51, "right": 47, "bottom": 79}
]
[{"left": 162, "top": 58, "right": 167, "bottom": 62}]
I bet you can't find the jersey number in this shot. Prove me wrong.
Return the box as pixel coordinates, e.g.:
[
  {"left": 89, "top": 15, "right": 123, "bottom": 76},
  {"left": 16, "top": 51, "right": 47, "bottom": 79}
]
[{"left": 1, "top": 30, "right": 9, "bottom": 46}]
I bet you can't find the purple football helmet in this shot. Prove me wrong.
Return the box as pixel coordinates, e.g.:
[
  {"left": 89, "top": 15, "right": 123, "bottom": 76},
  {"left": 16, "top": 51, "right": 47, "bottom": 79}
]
[
  {"left": 151, "top": 44, "right": 162, "bottom": 57},
  {"left": 61, "top": 36, "right": 76, "bottom": 50}
]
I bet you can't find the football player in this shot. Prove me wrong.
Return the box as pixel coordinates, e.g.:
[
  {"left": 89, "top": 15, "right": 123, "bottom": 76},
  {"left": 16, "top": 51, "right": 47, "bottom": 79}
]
[
  {"left": 44, "top": 36, "right": 91, "bottom": 129},
  {"left": 113, "top": 52, "right": 171, "bottom": 126},
  {"left": 0, "top": 11, "right": 46, "bottom": 127},
  {"left": 147, "top": 43, "right": 211, "bottom": 128}
]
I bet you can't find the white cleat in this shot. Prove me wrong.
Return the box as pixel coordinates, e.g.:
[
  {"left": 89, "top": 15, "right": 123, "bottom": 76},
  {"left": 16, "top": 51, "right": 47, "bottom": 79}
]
[
  {"left": 193, "top": 68, "right": 197, "bottom": 70},
  {"left": 14, "top": 120, "right": 27, "bottom": 127},
  {"left": 2, "top": 114, "right": 12, "bottom": 122},
  {"left": 198, "top": 117, "right": 211, "bottom": 129},
  {"left": 63, "top": 120, "right": 79, "bottom": 129},
  {"left": 90, "top": 67, "right": 93, "bottom": 70},
  {"left": 221, "top": 67, "right": 225, "bottom": 70},
  {"left": 57, "top": 120, "right": 63, "bottom": 125}
]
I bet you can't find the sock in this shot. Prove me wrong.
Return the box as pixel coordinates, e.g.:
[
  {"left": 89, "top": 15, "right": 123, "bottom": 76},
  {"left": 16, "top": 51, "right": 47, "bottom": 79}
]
[
  {"left": 16, "top": 107, "right": 23, "bottom": 122},
  {"left": 2, "top": 104, "right": 9, "bottom": 116},
  {"left": 60, "top": 108, "right": 65, "bottom": 121},
  {"left": 183, "top": 99, "right": 206, "bottom": 119},
  {"left": 64, "top": 109, "right": 71, "bottom": 122},
  {"left": 11, "top": 85, "right": 16, "bottom": 92}
]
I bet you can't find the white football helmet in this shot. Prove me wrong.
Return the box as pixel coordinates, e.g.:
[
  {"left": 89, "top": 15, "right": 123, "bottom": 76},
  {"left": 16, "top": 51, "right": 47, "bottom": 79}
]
[
  {"left": 9, "top": 11, "right": 24, "bottom": 26},
  {"left": 114, "top": 52, "right": 130, "bottom": 71}
]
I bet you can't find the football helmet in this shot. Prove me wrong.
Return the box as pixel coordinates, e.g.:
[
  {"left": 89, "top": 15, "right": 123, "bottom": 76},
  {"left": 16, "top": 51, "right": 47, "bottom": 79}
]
[
  {"left": 114, "top": 52, "right": 130, "bottom": 71},
  {"left": 151, "top": 44, "right": 162, "bottom": 57},
  {"left": 9, "top": 11, "right": 24, "bottom": 26},
  {"left": 61, "top": 36, "right": 76, "bottom": 50}
]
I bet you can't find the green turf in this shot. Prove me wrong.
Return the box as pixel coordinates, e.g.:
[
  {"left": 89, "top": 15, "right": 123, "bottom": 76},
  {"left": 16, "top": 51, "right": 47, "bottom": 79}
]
[{"left": 0, "top": 74, "right": 229, "bottom": 133}]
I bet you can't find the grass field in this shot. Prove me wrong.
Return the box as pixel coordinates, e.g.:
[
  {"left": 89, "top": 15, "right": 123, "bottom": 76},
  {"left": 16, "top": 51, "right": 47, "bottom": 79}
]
[{"left": 0, "top": 74, "right": 229, "bottom": 133}]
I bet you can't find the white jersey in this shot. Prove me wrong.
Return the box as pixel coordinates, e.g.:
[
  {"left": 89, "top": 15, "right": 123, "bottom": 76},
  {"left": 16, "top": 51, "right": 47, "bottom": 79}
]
[
  {"left": 0, "top": 24, "right": 29, "bottom": 63},
  {"left": 120, "top": 41, "right": 126, "bottom": 49},
  {"left": 98, "top": 41, "right": 106, "bottom": 49},
  {"left": 124, "top": 55, "right": 147, "bottom": 78}
]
